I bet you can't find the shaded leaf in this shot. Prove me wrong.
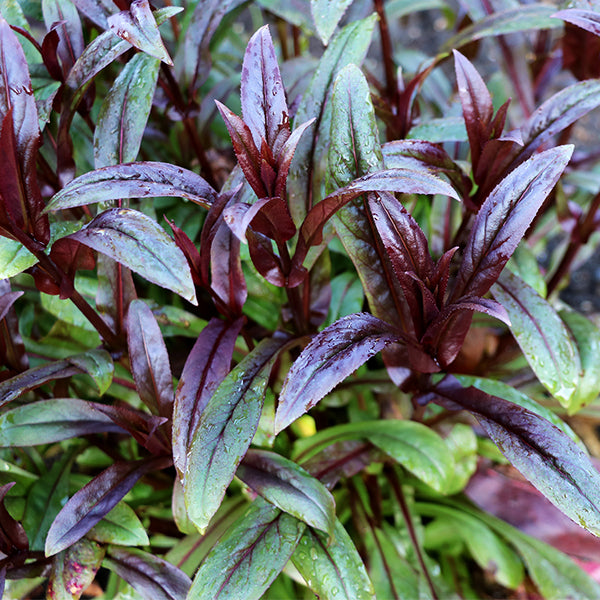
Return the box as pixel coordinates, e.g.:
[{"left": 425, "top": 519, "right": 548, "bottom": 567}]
[
  {"left": 0, "top": 482, "right": 29, "bottom": 554},
  {"left": 0, "top": 398, "right": 126, "bottom": 447},
  {"left": 104, "top": 547, "right": 191, "bottom": 600},
  {"left": 188, "top": 499, "right": 305, "bottom": 600},
  {"left": 553, "top": 8, "right": 600, "bottom": 37},
  {"left": 107, "top": 0, "right": 175, "bottom": 65},
  {"left": 127, "top": 299, "right": 174, "bottom": 417},
  {"left": 94, "top": 52, "right": 160, "bottom": 168},
  {"left": 71, "top": 0, "right": 117, "bottom": 29},
  {"left": 66, "top": 208, "right": 197, "bottom": 304},
  {"left": 237, "top": 449, "right": 336, "bottom": 535},
  {"left": 88, "top": 501, "right": 149, "bottom": 546},
  {"left": 42, "top": 0, "right": 85, "bottom": 76},
  {"left": 172, "top": 317, "right": 243, "bottom": 478},
  {"left": 276, "top": 313, "right": 401, "bottom": 433},
  {"left": 46, "top": 162, "right": 216, "bottom": 211},
  {"left": 292, "top": 518, "right": 375, "bottom": 599},
  {"left": 46, "top": 456, "right": 169, "bottom": 555},
  {"left": 492, "top": 270, "right": 580, "bottom": 407},
  {"left": 184, "top": 334, "right": 290, "bottom": 532}
]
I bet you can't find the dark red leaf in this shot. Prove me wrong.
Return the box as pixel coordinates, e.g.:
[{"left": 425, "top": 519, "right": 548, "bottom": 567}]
[
  {"left": 553, "top": 9, "right": 600, "bottom": 37},
  {"left": 451, "top": 145, "right": 573, "bottom": 301},
  {"left": 241, "top": 25, "right": 289, "bottom": 150},
  {"left": 71, "top": 0, "right": 117, "bottom": 29},
  {"left": 127, "top": 299, "right": 174, "bottom": 418},
  {"left": 105, "top": 547, "right": 191, "bottom": 600},
  {"left": 0, "top": 483, "right": 28, "bottom": 555},
  {"left": 41, "top": 26, "right": 63, "bottom": 82},
  {"left": 274, "top": 118, "right": 315, "bottom": 197},
  {"left": 0, "top": 281, "right": 28, "bottom": 374},
  {"left": 224, "top": 197, "right": 296, "bottom": 243},
  {"left": 172, "top": 317, "right": 243, "bottom": 477},
  {"left": 46, "top": 456, "right": 170, "bottom": 556},
  {"left": 247, "top": 229, "right": 286, "bottom": 287},
  {"left": 42, "top": 0, "right": 85, "bottom": 76},
  {"left": 166, "top": 218, "right": 202, "bottom": 285}
]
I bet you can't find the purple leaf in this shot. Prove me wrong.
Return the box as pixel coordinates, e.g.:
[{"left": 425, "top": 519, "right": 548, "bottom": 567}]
[
  {"left": 0, "top": 290, "right": 23, "bottom": 323},
  {"left": 184, "top": 334, "right": 290, "bottom": 532},
  {"left": 66, "top": 208, "right": 197, "bottom": 304},
  {"left": 238, "top": 449, "right": 336, "bottom": 535},
  {"left": 42, "top": 0, "right": 85, "bottom": 76},
  {"left": 107, "top": 0, "right": 175, "bottom": 65},
  {"left": 420, "top": 376, "right": 600, "bottom": 537},
  {"left": 0, "top": 398, "right": 127, "bottom": 446},
  {"left": 553, "top": 9, "right": 600, "bottom": 37},
  {"left": 104, "top": 547, "right": 191, "bottom": 600},
  {"left": 72, "top": 0, "right": 118, "bottom": 29},
  {"left": 241, "top": 26, "right": 289, "bottom": 150},
  {"left": 172, "top": 317, "right": 243, "bottom": 477},
  {"left": 274, "top": 118, "right": 315, "bottom": 197},
  {"left": 188, "top": 499, "right": 305, "bottom": 599},
  {"left": 0, "top": 483, "right": 28, "bottom": 555},
  {"left": 248, "top": 229, "right": 286, "bottom": 287},
  {"left": 275, "top": 313, "right": 402, "bottom": 433},
  {"left": 127, "top": 299, "right": 174, "bottom": 418},
  {"left": 451, "top": 145, "right": 573, "bottom": 301},
  {"left": 0, "top": 281, "right": 28, "bottom": 373},
  {"left": 46, "top": 162, "right": 216, "bottom": 211},
  {"left": 46, "top": 456, "right": 169, "bottom": 556}
]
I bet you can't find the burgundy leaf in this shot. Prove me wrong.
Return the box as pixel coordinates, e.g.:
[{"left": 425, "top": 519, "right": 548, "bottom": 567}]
[
  {"left": 274, "top": 118, "right": 315, "bottom": 197},
  {"left": 553, "top": 9, "right": 600, "bottom": 37},
  {"left": 241, "top": 26, "right": 289, "bottom": 150},
  {"left": 105, "top": 547, "right": 191, "bottom": 600},
  {"left": 248, "top": 229, "right": 286, "bottom": 287},
  {"left": 0, "top": 483, "right": 28, "bottom": 555},
  {"left": 451, "top": 145, "right": 573, "bottom": 301},
  {"left": 224, "top": 197, "right": 296, "bottom": 243},
  {"left": 107, "top": 0, "right": 174, "bottom": 65},
  {"left": 42, "top": 0, "right": 85, "bottom": 77},
  {"left": 420, "top": 376, "right": 600, "bottom": 536},
  {"left": 41, "top": 26, "right": 63, "bottom": 82},
  {"left": 0, "top": 290, "right": 23, "bottom": 324},
  {"left": 0, "top": 281, "right": 27, "bottom": 373},
  {"left": 172, "top": 317, "right": 243, "bottom": 477},
  {"left": 453, "top": 50, "right": 494, "bottom": 174},
  {"left": 46, "top": 456, "right": 170, "bottom": 556},
  {"left": 127, "top": 299, "right": 174, "bottom": 418},
  {"left": 71, "top": 0, "right": 117, "bottom": 29},
  {"left": 275, "top": 313, "right": 403, "bottom": 433},
  {"left": 166, "top": 219, "right": 202, "bottom": 285}
]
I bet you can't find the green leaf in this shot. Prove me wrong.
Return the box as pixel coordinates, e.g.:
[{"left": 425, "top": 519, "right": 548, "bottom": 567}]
[
  {"left": 22, "top": 450, "right": 74, "bottom": 551},
  {"left": 237, "top": 450, "right": 336, "bottom": 536},
  {"left": 326, "top": 271, "right": 364, "bottom": 326},
  {"left": 311, "top": 0, "right": 354, "bottom": 44},
  {"left": 183, "top": 335, "right": 289, "bottom": 532},
  {"left": 492, "top": 270, "right": 580, "bottom": 407},
  {"left": 94, "top": 52, "right": 160, "bottom": 168},
  {"left": 188, "top": 499, "right": 305, "bottom": 600},
  {"left": 288, "top": 14, "right": 377, "bottom": 223},
  {"left": 88, "top": 501, "right": 149, "bottom": 547},
  {"left": 442, "top": 424, "right": 477, "bottom": 494},
  {"left": 560, "top": 309, "right": 600, "bottom": 414},
  {"left": 67, "top": 208, "right": 197, "bottom": 304},
  {"left": 507, "top": 243, "right": 547, "bottom": 297},
  {"left": 0, "top": 236, "right": 36, "bottom": 278},
  {"left": 68, "top": 348, "right": 114, "bottom": 395},
  {"left": 408, "top": 116, "right": 468, "bottom": 142},
  {"left": 442, "top": 4, "right": 562, "bottom": 51},
  {"left": 292, "top": 518, "right": 375, "bottom": 600},
  {"left": 418, "top": 503, "right": 524, "bottom": 589}
]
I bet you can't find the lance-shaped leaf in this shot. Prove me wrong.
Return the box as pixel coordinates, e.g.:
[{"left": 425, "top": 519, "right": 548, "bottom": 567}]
[
  {"left": 65, "top": 208, "right": 197, "bottom": 304},
  {"left": 47, "top": 538, "right": 104, "bottom": 600},
  {"left": 451, "top": 145, "right": 573, "bottom": 301},
  {"left": 184, "top": 334, "right": 290, "bottom": 532},
  {"left": 241, "top": 26, "right": 288, "bottom": 150},
  {"left": 188, "top": 499, "right": 305, "bottom": 600},
  {"left": 42, "top": 0, "right": 85, "bottom": 75},
  {"left": 0, "top": 483, "right": 29, "bottom": 555},
  {"left": 94, "top": 52, "right": 161, "bottom": 168},
  {"left": 46, "top": 162, "right": 216, "bottom": 211},
  {"left": 172, "top": 317, "right": 243, "bottom": 477},
  {"left": 107, "top": 0, "right": 175, "bottom": 65},
  {"left": 127, "top": 299, "right": 174, "bottom": 418},
  {"left": 46, "top": 456, "right": 169, "bottom": 556},
  {"left": 0, "top": 398, "right": 127, "bottom": 447},
  {"left": 237, "top": 449, "right": 335, "bottom": 535},
  {"left": 421, "top": 375, "right": 600, "bottom": 537},
  {"left": 104, "top": 547, "right": 191, "bottom": 600},
  {"left": 311, "top": 0, "right": 354, "bottom": 45},
  {"left": 88, "top": 501, "right": 149, "bottom": 546},
  {"left": 553, "top": 9, "right": 600, "bottom": 37},
  {"left": 292, "top": 517, "right": 375, "bottom": 600},
  {"left": 492, "top": 271, "right": 580, "bottom": 407},
  {"left": 72, "top": 0, "right": 117, "bottom": 29},
  {"left": 275, "top": 313, "right": 402, "bottom": 433}
]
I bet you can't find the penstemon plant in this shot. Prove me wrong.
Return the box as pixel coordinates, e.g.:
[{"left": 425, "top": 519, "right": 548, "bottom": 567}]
[{"left": 2, "top": 0, "right": 600, "bottom": 598}]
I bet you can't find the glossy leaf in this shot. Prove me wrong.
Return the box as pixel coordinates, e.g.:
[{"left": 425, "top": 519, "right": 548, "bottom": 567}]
[
  {"left": 443, "top": 424, "right": 478, "bottom": 495},
  {"left": 184, "top": 334, "right": 289, "bottom": 532},
  {"left": 88, "top": 501, "right": 149, "bottom": 546},
  {"left": 172, "top": 317, "right": 243, "bottom": 478},
  {"left": 42, "top": 0, "right": 84, "bottom": 75},
  {"left": 0, "top": 398, "right": 126, "bottom": 446},
  {"left": 423, "top": 376, "right": 600, "bottom": 537},
  {"left": 94, "top": 52, "right": 160, "bottom": 167},
  {"left": 275, "top": 313, "right": 401, "bottom": 433},
  {"left": 452, "top": 145, "right": 573, "bottom": 300},
  {"left": 66, "top": 208, "right": 197, "bottom": 304},
  {"left": 237, "top": 449, "right": 336, "bottom": 535},
  {"left": 67, "top": 349, "right": 114, "bottom": 395},
  {"left": 46, "top": 162, "right": 216, "bottom": 211},
  {"left": 104, "top": 547, "right": 191, "bottom": 600},
  {"left": 311, "top": 0, "right": 354, "bottom": 45},
  {"left": 46, "top": 456, "right": 168, "bottom": 556},
  {"left": 107, "top": 0, "right": 175, "bottom": 65},
  {"left": 188, "top": 499, "right": 305, "bottom": 600},
  {"left": 0, "top": 236, "right": 36, "bottom": 279},
  {"left": 127, "top": 299, "right": 174, "bottom": 417},
  {"left": 492, "top": 271, "right": 580, "bottom": 406},
  {"left": 47, "top": 538, "right": 104, "bottom": 600}
]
